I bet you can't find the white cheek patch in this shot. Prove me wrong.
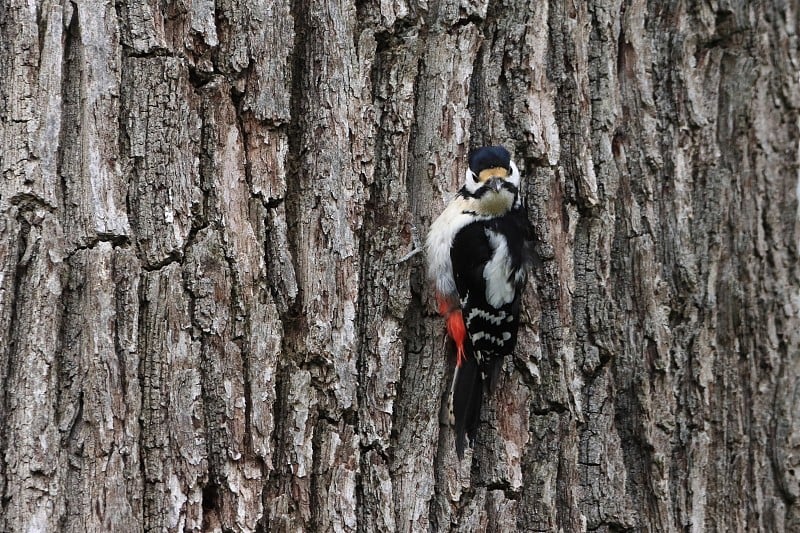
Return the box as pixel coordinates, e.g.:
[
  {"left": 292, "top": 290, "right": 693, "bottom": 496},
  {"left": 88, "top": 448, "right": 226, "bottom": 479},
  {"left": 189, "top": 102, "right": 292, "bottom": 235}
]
[
  {"left": 508, "top": 160, "right": 520, "bottom": 188},
  {"left": 464, "top": 168, "right": 480, "bottom": 194},
  {"left": 483, "top": 229, "right": 516, "bottom": 307}
]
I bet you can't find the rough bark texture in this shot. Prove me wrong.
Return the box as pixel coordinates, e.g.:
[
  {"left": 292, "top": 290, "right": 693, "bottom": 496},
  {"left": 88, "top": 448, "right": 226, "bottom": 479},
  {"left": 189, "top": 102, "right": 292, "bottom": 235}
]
[{"left": 1, "top": 0, "right": 799, "bottom": 531}]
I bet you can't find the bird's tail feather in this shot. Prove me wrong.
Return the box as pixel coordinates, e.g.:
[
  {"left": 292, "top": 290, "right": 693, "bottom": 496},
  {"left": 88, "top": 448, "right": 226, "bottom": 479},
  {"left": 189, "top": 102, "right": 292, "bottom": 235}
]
[{"left": 451, "top": 356, "right": 483, "bottom": 459}]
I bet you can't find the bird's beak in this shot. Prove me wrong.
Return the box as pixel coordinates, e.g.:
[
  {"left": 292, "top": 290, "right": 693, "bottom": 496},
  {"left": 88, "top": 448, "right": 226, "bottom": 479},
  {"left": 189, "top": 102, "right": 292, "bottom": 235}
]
[{"left": 487, "top": 177, "right": 504, "bottom": 192}]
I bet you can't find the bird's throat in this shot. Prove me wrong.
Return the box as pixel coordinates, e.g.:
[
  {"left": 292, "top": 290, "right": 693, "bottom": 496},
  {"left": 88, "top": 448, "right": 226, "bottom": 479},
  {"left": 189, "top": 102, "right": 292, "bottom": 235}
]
[{"left": 475, "top": 191, "right": 513, "bottom": 216}]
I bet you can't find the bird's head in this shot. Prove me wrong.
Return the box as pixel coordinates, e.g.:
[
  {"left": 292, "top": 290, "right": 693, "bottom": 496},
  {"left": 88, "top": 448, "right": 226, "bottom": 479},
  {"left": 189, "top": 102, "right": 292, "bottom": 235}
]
[{"left": 463, "top": 145, "right": 520, "bottom": 215}]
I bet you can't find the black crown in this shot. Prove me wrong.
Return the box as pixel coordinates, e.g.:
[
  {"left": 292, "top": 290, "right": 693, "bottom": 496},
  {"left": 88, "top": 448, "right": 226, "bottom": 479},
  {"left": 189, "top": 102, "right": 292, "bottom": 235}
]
[{"left": 468, "top": 146, "right": 511, "bottom": 174}]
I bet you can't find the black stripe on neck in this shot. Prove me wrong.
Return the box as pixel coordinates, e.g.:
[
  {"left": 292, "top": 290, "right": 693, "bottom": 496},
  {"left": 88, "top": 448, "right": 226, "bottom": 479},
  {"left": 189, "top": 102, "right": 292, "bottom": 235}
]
[{"left": 459, "top": 182, "right": 519, "bottom": 199}]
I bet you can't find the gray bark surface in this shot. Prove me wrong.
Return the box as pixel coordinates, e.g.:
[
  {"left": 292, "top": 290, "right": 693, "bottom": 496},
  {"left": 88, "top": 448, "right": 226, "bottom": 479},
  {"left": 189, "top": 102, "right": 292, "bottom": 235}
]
[{"left": 1, "top": 0, "right": 798, "bottom": 531}]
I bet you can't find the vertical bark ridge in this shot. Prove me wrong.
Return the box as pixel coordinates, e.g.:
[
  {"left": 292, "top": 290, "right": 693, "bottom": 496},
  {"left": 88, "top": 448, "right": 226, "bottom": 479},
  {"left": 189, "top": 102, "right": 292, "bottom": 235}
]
[
  {"left": 354, "top": 14, "right": 419, "bottom": 532},
  {"left": 266, "top": 0, "right": 374, "bottom": 528}
]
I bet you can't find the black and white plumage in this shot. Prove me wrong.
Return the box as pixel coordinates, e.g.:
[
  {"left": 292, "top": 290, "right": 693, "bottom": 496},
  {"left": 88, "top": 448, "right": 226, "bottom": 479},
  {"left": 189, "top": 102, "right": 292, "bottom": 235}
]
[{"left": 425, "top": 145, "right": 534, "bottom": 459}]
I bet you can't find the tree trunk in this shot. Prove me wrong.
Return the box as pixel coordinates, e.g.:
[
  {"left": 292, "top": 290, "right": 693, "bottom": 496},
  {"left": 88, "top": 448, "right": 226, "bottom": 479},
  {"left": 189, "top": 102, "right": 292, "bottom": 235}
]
[{"left": 1, "top": 0, "right": 799, "bottom": 531}]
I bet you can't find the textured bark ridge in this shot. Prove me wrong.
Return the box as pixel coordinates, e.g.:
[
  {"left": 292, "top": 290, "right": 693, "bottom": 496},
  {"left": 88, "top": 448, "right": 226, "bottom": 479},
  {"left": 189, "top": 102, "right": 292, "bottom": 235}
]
[{"left": 1, "top": 1, "right": 799, "bottom": 532}]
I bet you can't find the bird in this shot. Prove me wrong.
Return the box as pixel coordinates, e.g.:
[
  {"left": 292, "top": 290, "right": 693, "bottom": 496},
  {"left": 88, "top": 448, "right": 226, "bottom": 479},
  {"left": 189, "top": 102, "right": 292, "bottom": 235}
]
[{"left": 425, "top": 145, "right": 534, "bottom": 459}]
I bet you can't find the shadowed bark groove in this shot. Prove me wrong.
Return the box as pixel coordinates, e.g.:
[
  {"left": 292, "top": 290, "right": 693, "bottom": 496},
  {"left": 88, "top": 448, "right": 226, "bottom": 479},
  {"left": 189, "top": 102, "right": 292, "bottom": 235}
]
[{"left": 1, "top": 0, "right": 799, "bottom": 532}]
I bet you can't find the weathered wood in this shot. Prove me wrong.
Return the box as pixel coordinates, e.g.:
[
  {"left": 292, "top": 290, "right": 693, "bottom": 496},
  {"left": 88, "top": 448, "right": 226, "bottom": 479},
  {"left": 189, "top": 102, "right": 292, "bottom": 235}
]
[
  {"left": 60, "top": 244, "right": 142, "bottom": 531},
  {"left": 122, "top": 56, "right": 200, "bottom": 268},
  {"left": 0, "top": 208, "right": 66, "bottom": 533},
  {"left": 1, "top": 0, "right": 799, "bottom": 531}
]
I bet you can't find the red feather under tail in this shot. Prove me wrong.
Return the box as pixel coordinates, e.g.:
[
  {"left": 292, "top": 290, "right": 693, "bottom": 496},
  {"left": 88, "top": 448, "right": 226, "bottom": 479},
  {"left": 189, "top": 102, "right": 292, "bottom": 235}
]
[{"left": 436, "top": 293, "right": 466, "bottom": 366}]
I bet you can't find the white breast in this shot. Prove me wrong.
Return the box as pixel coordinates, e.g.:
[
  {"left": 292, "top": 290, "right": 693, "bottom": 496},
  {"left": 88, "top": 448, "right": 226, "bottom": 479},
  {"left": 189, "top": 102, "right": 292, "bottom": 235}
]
[{"left": 425, "top": 197, "right": 476, "bottom": 298}]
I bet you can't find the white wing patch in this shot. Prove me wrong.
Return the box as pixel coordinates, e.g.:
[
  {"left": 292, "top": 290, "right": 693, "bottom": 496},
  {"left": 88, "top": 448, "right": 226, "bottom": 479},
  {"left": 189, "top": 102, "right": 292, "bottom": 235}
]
[
  {"left": 470, "top": 330, "right": 512, "bottom": 346},
  {"left": 465, "top": 308, "right": 507, "bottom": 326},
  {"left": 483, "top": 229, "right": 516, "bottom": 307}
]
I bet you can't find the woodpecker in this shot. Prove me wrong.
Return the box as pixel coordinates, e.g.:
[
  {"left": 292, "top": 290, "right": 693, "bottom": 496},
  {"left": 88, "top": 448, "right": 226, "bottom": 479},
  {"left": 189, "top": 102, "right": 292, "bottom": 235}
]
[{"left": 425, "top": 145, "right": 534, "bottom": 459}]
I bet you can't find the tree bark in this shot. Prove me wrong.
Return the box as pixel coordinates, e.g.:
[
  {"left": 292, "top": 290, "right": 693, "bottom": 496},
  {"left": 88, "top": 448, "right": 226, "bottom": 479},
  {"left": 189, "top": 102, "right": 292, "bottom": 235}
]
[{"left": 1, "top": 0, "right": 799, "bottom": 531}]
